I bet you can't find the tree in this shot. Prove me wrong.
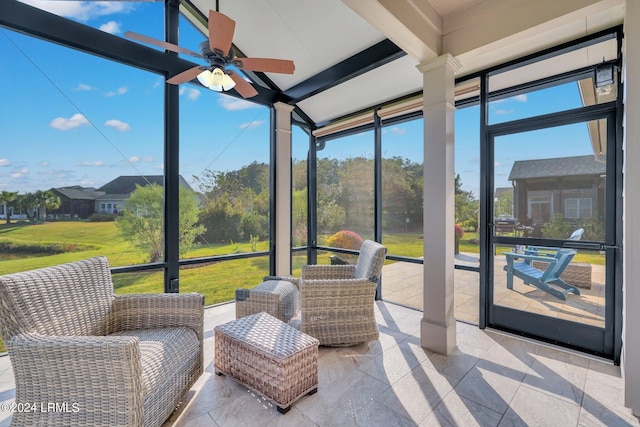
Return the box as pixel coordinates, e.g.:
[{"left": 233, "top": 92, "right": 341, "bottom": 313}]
[
  {"left": 16, "top": 192, "right": 38, "bottom": 221},
  {"left": 33, "top": 190, "right": 61, "bottom": 221},
  {"left": 454, "top": 174, "right": 479, "bottom": 228},
  {"left": 194, "top": 162, "right": 270, "bottom": 243},
  {"left": 117, "top": 183, "right": 205, "bottom": 262},
  {"left": 495, "top": 189, "right": 514, "bottom": 218},
  {"left": 0, "top": 191, "right": 18, "bottom": 224}
]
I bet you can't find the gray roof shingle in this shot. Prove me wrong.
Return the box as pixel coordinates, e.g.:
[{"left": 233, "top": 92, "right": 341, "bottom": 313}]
[
  {"left": 508, "top": 155, "right": 606, "bottom": 180},
  {"left": 97, "top": 175, "right": 193, "bottom": 194}
]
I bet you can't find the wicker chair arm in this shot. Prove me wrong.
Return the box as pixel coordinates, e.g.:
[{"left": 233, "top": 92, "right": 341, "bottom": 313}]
[
  {"left": 301, "top": 265, "right": 356, "bottom": 280},
  {"left": 113, "top": 293, "right": 204, "bottom": 340},
  {"left": 7, "top": 333, "right": 145, "bottom": 426}
]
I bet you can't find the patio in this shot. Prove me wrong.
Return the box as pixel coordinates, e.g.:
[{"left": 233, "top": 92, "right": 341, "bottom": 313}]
[
  {"left": 1, "top": 300, "right": 633, "bottom": 427},
  {"left": 383, "top": 254, "right": 606, "bottom": 327}
]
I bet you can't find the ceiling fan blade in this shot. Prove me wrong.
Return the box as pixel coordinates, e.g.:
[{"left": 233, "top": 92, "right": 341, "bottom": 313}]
[
  {"left": 167, "top": 66, "right": 204, "bottom": 85},
  {"left": 229, "top": 72, "right": 258, "bottom": 98},
  {"left": 233, "top": 58, "right": 295, "bottom": 74},
  {"left": 124, "top": 31, "right": 202, "bottom": 58},
  {"left": 209, "top": 10, "right": 235, "bottom": 57}
]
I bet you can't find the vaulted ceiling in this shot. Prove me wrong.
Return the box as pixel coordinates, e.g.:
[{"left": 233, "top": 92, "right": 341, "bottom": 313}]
[{"left": 182, "top": 0, "right": 624, "bottom": 127}]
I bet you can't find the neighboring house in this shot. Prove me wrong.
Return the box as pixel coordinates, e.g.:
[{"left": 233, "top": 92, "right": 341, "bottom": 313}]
[
  {"left": 31, "top": 176, "right": 195, "bottom": 220},
  {"left": 49, "top": 186, "right": 105, "bottom": 219},
  {"left": 508, "top": 155, "right": 606, "bottom": 224},
  {"left": 95, "top": 175, "right": 195, "bottom": 214}
]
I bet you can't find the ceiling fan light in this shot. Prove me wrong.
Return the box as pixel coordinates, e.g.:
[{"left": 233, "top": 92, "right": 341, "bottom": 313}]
[
  {"left": 222, "top": 73, "right": 236, "bottom": 91},
  {"left": 211, "top": 68, "right": 225, "bottom": 87},
  {"left": 208, "top": 84, "right": 223, "bottom": 92},
  {"left": 196, "top": 69, "right": 213, "bottom": 87}
]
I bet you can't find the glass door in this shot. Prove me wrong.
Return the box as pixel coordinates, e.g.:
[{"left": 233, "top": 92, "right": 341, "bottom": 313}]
[{"left": 487, "top": 112, "right": 618, "bottom": 356}]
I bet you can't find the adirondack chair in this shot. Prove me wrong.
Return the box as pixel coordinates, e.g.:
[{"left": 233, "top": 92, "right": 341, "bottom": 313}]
[
  {"left": 503, "top": 228, "right": 584, "bottom": 300},
  {"left": 503, "top": 248, "right": 581, "bottom": 300}
]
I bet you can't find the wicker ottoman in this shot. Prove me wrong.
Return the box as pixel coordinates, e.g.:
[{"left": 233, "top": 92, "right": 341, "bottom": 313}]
[
  {"left": 214, "top": 312, "right": 319, "bottom": 413},
  {"left": 235, "top": 279, "right": 299, "bottom": 322}
]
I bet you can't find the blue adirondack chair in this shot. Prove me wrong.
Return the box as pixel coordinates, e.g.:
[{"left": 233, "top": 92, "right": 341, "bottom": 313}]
[{"left": 502, "top": 229, "right": 584, "bottom": 300}]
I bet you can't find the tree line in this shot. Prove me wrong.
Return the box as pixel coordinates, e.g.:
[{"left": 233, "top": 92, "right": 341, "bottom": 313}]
[{"left": 194, "top": 156, "right": 479, "bottom": 244}]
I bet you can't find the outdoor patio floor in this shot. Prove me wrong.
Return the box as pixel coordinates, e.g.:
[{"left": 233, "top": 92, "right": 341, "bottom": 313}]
[
  {"left": 383, "top": 253, "right": 606, "bottom": 328},
  {"left": 1, "top": 299, "right": 636, "bottom": 426}
]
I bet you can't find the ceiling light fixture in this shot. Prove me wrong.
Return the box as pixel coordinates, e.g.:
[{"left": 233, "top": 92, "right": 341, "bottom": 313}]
[{"left": 197, "top": 68, "right": 236, "bottom": 92}]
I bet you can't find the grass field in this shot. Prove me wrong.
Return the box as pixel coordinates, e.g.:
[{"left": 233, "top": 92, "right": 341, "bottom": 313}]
[{"left": 0, "top": 221, "right": 605, "bottom": 353}]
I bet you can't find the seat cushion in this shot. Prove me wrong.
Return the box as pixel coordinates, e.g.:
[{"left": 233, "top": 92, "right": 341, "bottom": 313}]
[{"left": 110, "top": 327, "right": 199, "bottom": 394}]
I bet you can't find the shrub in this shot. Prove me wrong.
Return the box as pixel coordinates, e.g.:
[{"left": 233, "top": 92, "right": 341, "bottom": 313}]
[
  {"left": 580, "top": 215, "right": 605, "bottom": 241},
  {"left": 462, "top": 219, "right": 478, "bottom": 232},
  {"left": 542, "top": 213, "right": 574, "bottom": 239},
  {"left": 0, "top": 240, "right": 97, "bottom": 254},
  {"left": 89, "top": 212, "right": 117, "bottom": 222},
  {"left": 326, "top": 230, "right": 364, "bottom": 250}
]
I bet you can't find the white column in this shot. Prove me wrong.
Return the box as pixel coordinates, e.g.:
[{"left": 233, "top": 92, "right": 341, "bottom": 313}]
[
  {"left": 623, "top": 0, "right": 640, "bottom": 416},
  {"left": 274, "top": 102, "right": 295, "bottom": 276},
  {"left": 417, "top": 54, "right": 461, "bottom": 355}
]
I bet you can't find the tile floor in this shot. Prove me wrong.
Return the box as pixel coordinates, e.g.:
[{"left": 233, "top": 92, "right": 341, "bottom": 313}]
[{"left": 1, "top": 300, "right": 632, "bottom": 426}]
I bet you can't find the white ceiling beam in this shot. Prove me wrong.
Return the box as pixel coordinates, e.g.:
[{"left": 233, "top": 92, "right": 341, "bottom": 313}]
[
  {"left": 342, "top": 0, "right": 442, "bottom": 63},
  {"left": 443, "top": 0, "right": 622, "bottom": 57}
]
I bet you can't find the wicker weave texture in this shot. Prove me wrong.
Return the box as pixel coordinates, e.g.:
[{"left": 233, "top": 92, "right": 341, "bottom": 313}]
[
  {"left": 235, "top": 280, "right": 299, "bottom": 322},
  {"left": 0, "top": 256, "right": 204, "bottom": 427},
  {"left": 214, "top": 312, "right": 318, "bottom": 410},
  {"left": 298, "top": 240, "right": 387, "bottom": 346}
]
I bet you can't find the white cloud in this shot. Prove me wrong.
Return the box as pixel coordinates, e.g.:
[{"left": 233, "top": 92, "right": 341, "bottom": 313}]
[
  {"left": 218, "top": 95, "right": 259, "bottom": 111},
  {"left": 494, "top": 109, "right": 513, "bottom": 115},
  {"left": 50, "top": 113, "right": 90, "bottom": 131},
  {"left": 77, "top": 161, "right": 105, "bottom": 167},
  {"left": 154, "top": 164, "right": 164, "bottom": 171},
  {"left": 127, "top": 156, "right": 140, "bottom": 163},
  {"left": 106, "top": 86, "right": 128, "bottom": 97},
  {"left": 10, "top": 168, "right": 28, "bottom": 179},
  {"left": 40, "top": 161, "right": 50, "bottom": 167},
  {"left": 0, "top": 159, "right": 10, "bottom": 167},
  {"left": 75, "top": 83, "right": 94, "bottom": 91},
  {"left": 495, "top": 162, "right": 501, "bottom": 167},
  {"left": 180, "top": 87, "right": 201, "bottom": 101},
  {"left": 513, "top": 94, "right": 527, "bottom": 102},
  {"left": 239, "top": 120, "right": 265, "bottom": 130},
  {"left": 19, "top": 1, "right": 132, "bottom": 22},
  {"left": 104, "top": 119, "right": 131, "bottom": 132},
  {"left": 142, "top": 156, "right": 154, "bottom": 162},
  {"left": 390, "top": 126, "right": 406, "bottom": 136},
  {"left": 99, "top": 21, "right": 121, "bottom": 34}
]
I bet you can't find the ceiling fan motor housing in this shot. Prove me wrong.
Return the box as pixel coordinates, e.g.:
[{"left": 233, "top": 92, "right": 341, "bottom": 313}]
[{"left": 199, "top": 41, "right": 234, "bottom": 69}]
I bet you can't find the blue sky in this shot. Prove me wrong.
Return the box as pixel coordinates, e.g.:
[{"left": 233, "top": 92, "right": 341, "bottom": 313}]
[{"left": 1, "top": 1, "right": 595, "bottom": 198}]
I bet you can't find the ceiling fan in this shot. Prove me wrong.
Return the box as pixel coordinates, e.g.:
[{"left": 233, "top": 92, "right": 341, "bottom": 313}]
[{"left": 125, "top": 9, "right": 295, "bottom": 98}]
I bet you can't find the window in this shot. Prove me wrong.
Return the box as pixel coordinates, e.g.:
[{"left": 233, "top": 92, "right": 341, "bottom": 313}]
[
  {"left": 529, "top": 197, "right": 551, "bottom": 221},
  {"left": 317, "top": 130, "right": 374, "bottom": 253},
  {"left": 565, "top": 198, "right": 592, "bottom": 218}
]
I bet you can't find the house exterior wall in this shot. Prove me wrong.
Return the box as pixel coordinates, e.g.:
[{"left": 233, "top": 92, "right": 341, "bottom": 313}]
[
  {"left": 513, "top": 176, "right": 605, "bottom": 224},
  {"left": 49, "top": 198, "right": 96, "bottom": 220},
  {"left": 95, "top": 199, "right": 124, "bottom": 214}
]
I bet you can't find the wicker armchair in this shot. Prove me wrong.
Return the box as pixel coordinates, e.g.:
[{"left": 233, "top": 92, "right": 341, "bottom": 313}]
[
  {"left": 297, "top": 240, "right": 387, "bottom": 346},
  {"left": 0, "top": 256, "right": 203, "bottom": 427}
]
